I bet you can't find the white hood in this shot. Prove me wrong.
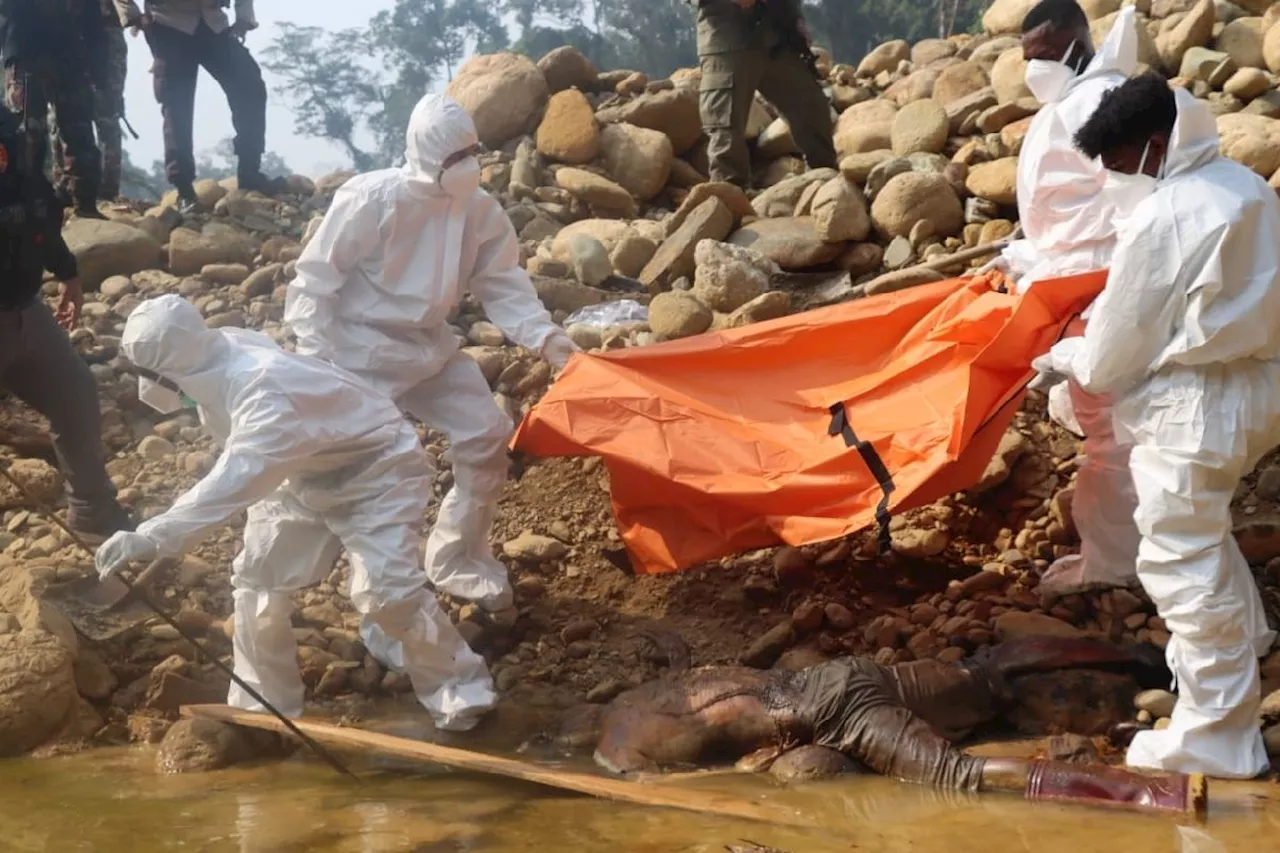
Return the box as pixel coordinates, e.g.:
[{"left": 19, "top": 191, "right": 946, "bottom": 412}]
[
  {"left": 122, "top": 294, "right": 229, "bottom": 416},
  {"left": 1163, "top": 87, "right": 1220, "bottom": 180},
  {"left": 1079, "top": 6, "right": 1138, "bottom": 84},
  {"left": 403, "top": 94, "right": 480, "bottom": 192}
]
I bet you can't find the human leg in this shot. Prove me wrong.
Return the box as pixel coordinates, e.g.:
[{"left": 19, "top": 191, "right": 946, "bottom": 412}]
[
  {"left": 698, "top": 51, "right": 762, "bottom": 188},
  {"left": 757, "top": 51, "right": 837, "bottom": 171},
  {"left": 0, "top": 302, "right": 128, "bottom": 538},
  {"left": 228, "top": 491, "right": 342, "bottom": 717},
  {"left": 399, "top": 352, "right": 515, "bottom": 611},
  {"left": 144, "top": 24, "right": 199, "bottom": 193},
  {"left": 1122, "top": 366, "right": 1277, "bottom": 778},
  {"left": 327, "top": 424, "right": 495, "bottom": 730},
  {"left": 194, "top": 25, "right": 268, "bottom": 186},
  {"left": 1041, "top": 380, "right": 1142, "bottom": 594}
]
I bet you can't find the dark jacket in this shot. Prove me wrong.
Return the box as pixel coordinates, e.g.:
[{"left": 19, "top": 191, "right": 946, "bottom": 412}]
[
  {"left": 0, "top": 0, "right": 98, "bottom": 63},
  {"left": 0, "top": 108, "right": 78, "bottom": 309}
]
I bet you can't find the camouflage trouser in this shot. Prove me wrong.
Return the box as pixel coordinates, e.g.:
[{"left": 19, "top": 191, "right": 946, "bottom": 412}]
[
  {"left": 698, "top": 47, "right": 837, "bottom": 188},
  {"left": 4, "top": 56, "right": 101, "bottom": 207},
  {"left": 52, "top": 26, "right": 126, "bottom": 200}
]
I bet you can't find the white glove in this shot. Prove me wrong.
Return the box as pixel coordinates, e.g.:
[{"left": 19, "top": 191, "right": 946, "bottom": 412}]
[
  {"left": 542, "top": 334, "right": 582, "bottom": 371},
  {"left": 95, "top": 531, "right": 159, "bottom": 580}
]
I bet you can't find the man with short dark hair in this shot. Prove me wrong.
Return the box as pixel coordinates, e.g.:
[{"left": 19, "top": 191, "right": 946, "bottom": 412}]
[
  {"left": 989, "top": 0, "right": 1143, "bottom": 597},
  {"left": 113, "top": 0, "right": 273, "bottom": 213},
  {"left": 1036, "top": 71, "right": 1280, "bottom": 779},
  {"left": 0, "top": 105, "right": 133, "bottom": 542},
  {"left": 694, "top": 0, "right": 835, "bottom": 188}
]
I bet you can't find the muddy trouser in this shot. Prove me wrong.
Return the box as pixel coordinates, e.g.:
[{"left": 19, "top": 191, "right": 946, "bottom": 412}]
[
  {"left": 0, "top": 301, "right": 119, "bottom": 528},
  {"left": 144, "top": 21, "right": 266, "bottom": 188},
  {"left": 698, "top": 48, "right": 835, "bottom": 187},
  {"left": 795, "top": 657, "right": 1205, "bottom": 815},
  {"left": 3, "top": 57, "right": 102, "bottom": 208},
  {"left": 52, "top": 26, "right": 126, "bottom": 201}
]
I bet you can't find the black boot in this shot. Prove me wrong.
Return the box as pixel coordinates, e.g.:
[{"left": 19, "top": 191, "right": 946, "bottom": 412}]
[{"left": 175, "top": 182, "right": 200, "bottom": 216}]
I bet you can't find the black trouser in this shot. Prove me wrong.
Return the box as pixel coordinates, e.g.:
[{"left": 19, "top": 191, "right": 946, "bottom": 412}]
[
  {"left": 0, "top": 301, "right": 119, "bottom": 529},
  {"left": 145, "top": 22, "right": 267, "bottom": 188}
]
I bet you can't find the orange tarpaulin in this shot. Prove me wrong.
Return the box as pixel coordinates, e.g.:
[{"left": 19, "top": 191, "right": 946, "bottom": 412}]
[{"left": 512, "top": 270, "right": 1107, "bottom": 574}]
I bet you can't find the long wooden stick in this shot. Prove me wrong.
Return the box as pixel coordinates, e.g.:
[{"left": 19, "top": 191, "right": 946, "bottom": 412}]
[{"left": 184, "top": 704, "right": 811, "bottom": 827}]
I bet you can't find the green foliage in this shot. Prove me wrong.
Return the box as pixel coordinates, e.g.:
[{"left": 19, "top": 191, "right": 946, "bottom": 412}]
[{"left": 266, "top": 0, "right": 986, "bottom": 169}]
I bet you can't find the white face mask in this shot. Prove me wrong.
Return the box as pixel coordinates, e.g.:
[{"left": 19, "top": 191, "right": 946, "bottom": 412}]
[
  {"left": 1104, "top": 140, "right": 1164, "bottom": 228},
  {"left": 438, "top": 156, "right": 481, "bottom": 198},
  {"left": 137, "top": 376, "right": 196, "bottom": 414},
  {"left": 1024, "top": 40, "right": 1084, "bottom": 103}
]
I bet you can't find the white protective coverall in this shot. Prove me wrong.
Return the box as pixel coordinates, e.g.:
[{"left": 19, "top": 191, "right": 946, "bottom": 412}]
[
  {"left": 1005, "top": 6, "right": 1143, "bottom": 595},
  {"left": 285, "top": 94, "right": 578, "bottom": 613},
  {"left": 1038, "top": 89, "right": 1280, "bottom": 778},
  {"left": 117, "top": 295, "right": 496, "bottom": 730}
]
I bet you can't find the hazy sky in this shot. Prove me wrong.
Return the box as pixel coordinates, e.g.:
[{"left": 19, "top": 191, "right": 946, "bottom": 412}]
[{"left": 121, "top": 2, "right": 399, "bottom": 179}]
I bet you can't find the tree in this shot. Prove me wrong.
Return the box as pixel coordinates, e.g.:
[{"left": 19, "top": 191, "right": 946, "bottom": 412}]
[
  {"left": 262, "top": 23, "right": 385, "bottom": 171},
  {"left": 120, "top": 148, "right": 165, "bottom": 200}
]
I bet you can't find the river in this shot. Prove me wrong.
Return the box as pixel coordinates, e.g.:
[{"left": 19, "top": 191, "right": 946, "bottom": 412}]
[{"left": 0, "top": 735, "right": 1275, "bottom": 853}]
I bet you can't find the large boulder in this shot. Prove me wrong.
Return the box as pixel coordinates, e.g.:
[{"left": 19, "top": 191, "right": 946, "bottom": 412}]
[
  {"left": 0, "top": 631, "right": 77, "bottom": 757},
  {"left": 0, "top": 458, "right": 63, "bottom": 508},
  {"left": 691, "top": 239, "right": 776, "bottom": 313},
  {"left": 1218, "top": 113, "right": 1280, "bottom": 176},
  {"left": 751, "top": 169, "right": 838, "bottom": 218},
  {"left": 168, "top": 224, "right": 255, "bottom": 276},
  {"left": 728, "top": 218, "right": 845, "bottom": 270},
  {"left": 599, "top": 123, "right": 673, "bottom": 201},
  {"left": 811, "top": 177, "right": 872, "bottom": 243},
  {"left": 1265, "top": 18, "right": 1280, "bottom": 72},
  {"left": 537, "top": 46, "right": 598, "bottom": 93},
  {"left": 857, "top": 40, "right": 910, "bottom": 77},
  {"left": 554, "top": 168, "right": 637, "bottom": 218},
  {"left": 536, "top": 89, "right": 600, "bottom": 164},
  {"left": 932, "top": 62, "right": 991, "bottom": 107},
  {"left": 639, "top": 196, "right": 735, "bottom": 291},
  {"left": 891, "top": 99, "right": 950, "bottom": 156},
  {"left": 447, "top": 53, "right": 550, "bottom": 147},
  {"left": 965, "top": 157, "right": 1020, "bottom": 206},
  {"left": 61, "top": 219, "right": 162, "bottom": 287},
  {"left": 870, "top": 172, "right": 965, "bottom": 239},
  {"left": 648, "top": 291, "right": 712, "bottom": 341},
  {"left": 1217, "top": 17, "right": 1266, "bottom": 69},
  {"left": 835, "top": 99, "right": 898, "bottom": 158},
  {"left": 1155, "top": 0, "right": 1216, "bottom": 73},
  {"left": 983, "top": 0, "right": 1039, "bottom": 35},
  {"left": 991, "top": 48, "right": 1032, "bottom": 104},
  {"left": 595, "top": 88, "right": 703, "bottom": 155},
  {"left": 552, "top": 219, "right": 642, "bottom": 260}
]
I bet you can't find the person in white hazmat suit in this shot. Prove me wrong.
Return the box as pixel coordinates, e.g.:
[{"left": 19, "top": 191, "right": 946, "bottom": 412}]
[
  {"left": 987, "top": 0, "right": 1143, "bottom": 596},
  {"left": 284, "top": 93, "right": 579, "bottom": 614},
  {"left": 94, "top": 294, "right": 497, "bottom": 731},
  {"left": 1037, "top": 72, "right": 1280, "bottom": 778}
]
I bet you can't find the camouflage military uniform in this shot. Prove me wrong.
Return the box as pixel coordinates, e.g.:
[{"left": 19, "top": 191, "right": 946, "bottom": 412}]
[
  {"left": 1, "top": 0, "right": 103, "bottom": 211},
  {"left": 695, "top": 0, "right": 836, "bottom": 188},
  {"left": 52, "top": 0, "right": 126, "bottom": 200}
]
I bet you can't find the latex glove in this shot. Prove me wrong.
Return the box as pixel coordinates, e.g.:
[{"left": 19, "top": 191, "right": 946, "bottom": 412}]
[
  {"left": 95, "top": 531, "right": 158, "bottom": 580},
  {"left": 542, "top": 335, "right": 582, "bottom": 371}
]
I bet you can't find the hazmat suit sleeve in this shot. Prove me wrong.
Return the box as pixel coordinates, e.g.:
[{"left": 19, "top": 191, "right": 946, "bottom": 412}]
[
  {"left": 1052, "top": 208, "right": 1185, "bottom": 397},
  {"left": 134, "top": 402, "right": 305, "bottom": 558},
  {"left": 466, "top": 203, "right": 575, "bottom": 360},
  {"left": 1002, "top": 148, "right": 1104, "bottom": 282},
  {"left": 286, "top": 185, "right": 383, "bottom": 360}
]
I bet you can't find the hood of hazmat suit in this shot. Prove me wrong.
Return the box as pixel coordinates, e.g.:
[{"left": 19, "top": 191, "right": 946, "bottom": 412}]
[
  {"left": 1004, "top": 6, "right": 1138, "bottom": 297},
  {"left": 121, "top": 294, "right": 412, "bottom": 558},
  {"left": 1048, "top": 90, "right": 1280, "bottom": 779},
  {"left": 284, "top": 93, "right": 574, "bottom": 400}
]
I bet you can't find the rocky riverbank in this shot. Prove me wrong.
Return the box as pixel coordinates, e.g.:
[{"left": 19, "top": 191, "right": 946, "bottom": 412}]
[{"left": 1, "top": 0, "right": 1279, "bottom": 770}]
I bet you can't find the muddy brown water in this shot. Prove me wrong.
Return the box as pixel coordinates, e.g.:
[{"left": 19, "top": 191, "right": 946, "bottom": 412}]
[{"left": 0, "top": 720, "right": 1277, "bottom": 853}]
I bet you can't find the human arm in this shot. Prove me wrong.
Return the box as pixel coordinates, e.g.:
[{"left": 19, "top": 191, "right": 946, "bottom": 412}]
[
  {"left": 112, "top": 0, "right": 144, "bottom": 27},
  {"left": 285, "top": 185, "right": 382, "bottom": 360},
  {"left": 27, "top": 164, "right": 83, "bottom": 328},
  {"left": 1042, "top": 209, "right": 1186, "bottom": 397},
  {"left": 132, "top": 400, "right": 305, "bottom": 557},
  {"left": 467, "top": 205, "right": 579, "bottom": 368}
]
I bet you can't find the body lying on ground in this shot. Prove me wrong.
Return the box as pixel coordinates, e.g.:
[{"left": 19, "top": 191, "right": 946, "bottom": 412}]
[{"left": 583, "top": 636, "right": 1206, "bottom": 816}]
